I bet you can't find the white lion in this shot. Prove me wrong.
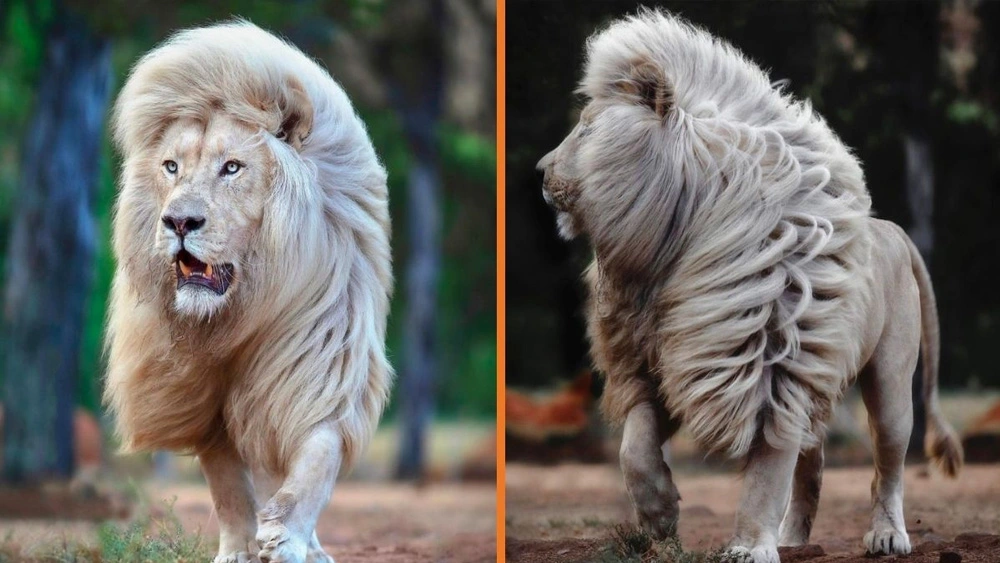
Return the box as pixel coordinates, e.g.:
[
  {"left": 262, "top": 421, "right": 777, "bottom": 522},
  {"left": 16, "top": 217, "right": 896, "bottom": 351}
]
[
  {"left": 105, "top": 22, "right": 392, "bottom": 563},
  {"left": 537, "top": 10, "right": 963, "bottom": 562}
]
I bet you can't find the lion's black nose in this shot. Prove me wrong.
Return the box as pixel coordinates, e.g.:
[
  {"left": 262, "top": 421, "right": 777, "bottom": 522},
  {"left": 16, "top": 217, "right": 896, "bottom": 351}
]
[
  {"left": 162, "top": 214, "right": 205, "bottom": 236},
  {"left": 535, "top": 165, "right": 546, "bottom": 185}
]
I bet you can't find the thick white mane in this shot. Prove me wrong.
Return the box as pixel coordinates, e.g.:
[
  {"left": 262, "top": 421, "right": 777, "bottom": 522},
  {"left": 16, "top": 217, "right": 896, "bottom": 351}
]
[{"left": 582, "top": 11, "right": 873, "bottom": 457}]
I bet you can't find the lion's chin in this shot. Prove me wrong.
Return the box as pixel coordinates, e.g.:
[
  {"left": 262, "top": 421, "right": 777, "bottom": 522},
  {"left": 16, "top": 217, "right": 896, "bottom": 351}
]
[
  {"left": 556, "top": 211, "right": 580, "bottom": 240},
  {"left": 174, "top": 285, "right": 231, "bottom": 319}
]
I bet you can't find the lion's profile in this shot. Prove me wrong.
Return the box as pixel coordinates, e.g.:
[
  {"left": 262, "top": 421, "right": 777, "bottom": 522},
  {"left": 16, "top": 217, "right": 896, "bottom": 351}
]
[
  {"left": 105, "top": 21, "right": 392, "bottom": 563},
  {"left": 538, "top": 10, "right": 963, "bottom": 562}
]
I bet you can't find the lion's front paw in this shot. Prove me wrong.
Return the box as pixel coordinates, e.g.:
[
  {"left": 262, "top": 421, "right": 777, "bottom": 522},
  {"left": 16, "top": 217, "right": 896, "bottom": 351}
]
[
  {"left": 214, "top": 552, "right": 260, "bottom": 563},
  {"left": 863, "top": 528, "right": 911, "bottom": 555},
  {"left": 722, "top": 545, "right": 780, "bottom": 563},
  {"left": 622, "top": 459, "right": 679, "bottom": 540},
  {"left": 257, "top": 521, "right": 308, "bottom": 563},
  {"left": 633, "top": 497, "right": 678, "bottom": 541}
]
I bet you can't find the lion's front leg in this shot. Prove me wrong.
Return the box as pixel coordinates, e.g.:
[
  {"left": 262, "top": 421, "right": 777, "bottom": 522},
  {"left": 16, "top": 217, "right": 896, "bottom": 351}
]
[
  {"left": 256, "top": 422, "right": 340, "bottom": 563},
  {"left": 620, "top": 402, "right": 680, "bottom": 540},
  {"left": 199, "top": 443, "right": 259, "bottom": 563},
  {"left": 725, "top": 438, "right": 799, "bottom": 563}
]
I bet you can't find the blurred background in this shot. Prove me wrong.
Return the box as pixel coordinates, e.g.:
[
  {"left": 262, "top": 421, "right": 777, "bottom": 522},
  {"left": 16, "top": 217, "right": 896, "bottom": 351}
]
[
  {"left": 505, "top": 1, "right": 1000, "bottom": 561},
  {"left": 0, "top": 1, "right": 496, "bottom": 561}
]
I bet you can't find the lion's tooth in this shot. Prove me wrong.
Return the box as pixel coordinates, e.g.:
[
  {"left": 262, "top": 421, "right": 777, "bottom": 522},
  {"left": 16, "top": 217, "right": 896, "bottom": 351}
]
[
  {"left": 205, "top": 263, "right": 213, "bottom": 278},
  {"left": 179, "top": 261, "right": 191, "bottom": 277}
]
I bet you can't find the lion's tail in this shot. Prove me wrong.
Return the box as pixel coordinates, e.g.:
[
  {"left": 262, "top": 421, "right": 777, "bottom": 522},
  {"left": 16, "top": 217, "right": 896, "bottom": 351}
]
[{"left": 908, "top": 238, "right": 963, "bottom": 478}]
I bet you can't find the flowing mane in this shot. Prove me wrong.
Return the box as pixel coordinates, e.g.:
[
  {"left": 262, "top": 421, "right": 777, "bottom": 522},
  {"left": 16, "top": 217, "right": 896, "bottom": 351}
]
[{"left": 583, "top": 10, "right": 873, "bottom": 457}]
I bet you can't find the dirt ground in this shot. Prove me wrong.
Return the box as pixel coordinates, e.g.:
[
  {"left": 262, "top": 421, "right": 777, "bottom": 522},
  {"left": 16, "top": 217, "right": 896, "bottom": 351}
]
[
  {"left": 163, "top": 480, "right": 497, "bottom": 563},
  {"left": 505, "top": 462, "right": 1000, "bottom": 563},
  {"left": 0, "top": 479, "right": 496, "bottom": 563},
  {"left": 0, "top": 422, "right": 498, "bottom": 562}
]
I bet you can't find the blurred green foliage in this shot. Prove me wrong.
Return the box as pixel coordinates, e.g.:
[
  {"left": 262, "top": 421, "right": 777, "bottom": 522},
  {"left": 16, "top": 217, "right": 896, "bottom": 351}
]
[{"left": 0, "top": 0, "right": 495, "bottom": 418}]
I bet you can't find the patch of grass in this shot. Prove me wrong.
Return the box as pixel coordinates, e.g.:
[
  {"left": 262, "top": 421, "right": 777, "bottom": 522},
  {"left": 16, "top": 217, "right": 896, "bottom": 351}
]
[
  {"left": 0, "top": 498, "right": 212, "bottom": 563},
  {"left": 97, "top": 498, "right": 212, "bottom": 562},
  {"left": 598, "top": 524, "right": 725, "bottom": 563},
  {"left": 547, "top": 518, "right": 569, "bottom": 529},
  {"left": 582, "top": 516, "right": 606, "bottom": 528}
]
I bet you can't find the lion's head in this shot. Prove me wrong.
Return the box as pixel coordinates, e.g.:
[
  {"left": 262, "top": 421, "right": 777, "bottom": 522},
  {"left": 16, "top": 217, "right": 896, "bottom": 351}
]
[
  {"left": 144, "top": 115, "right": 275, "bottom": 316},
  {"left": 538, "top": 11, "right": 870, "bottom": 282},
  {"left": 110, "top": 23, "right": 340, "bottom": 323}
]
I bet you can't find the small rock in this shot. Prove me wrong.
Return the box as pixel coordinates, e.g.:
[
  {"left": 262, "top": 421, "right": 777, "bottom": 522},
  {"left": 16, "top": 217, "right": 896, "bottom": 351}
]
[
  {"left": 939, "top": 551, "right": 962, "bottom": 563},
  {"left": 557, "top": 548, "right": 571, "bottom": 555}
]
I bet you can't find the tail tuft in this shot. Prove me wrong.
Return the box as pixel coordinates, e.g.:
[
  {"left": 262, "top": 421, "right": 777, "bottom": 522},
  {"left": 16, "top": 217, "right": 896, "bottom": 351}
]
[
  {"left": 925, "top": 418, "right": 963, "bottom": 478},
  {"left": 906, "top": 234, "right": 963, "bottom": 478}
]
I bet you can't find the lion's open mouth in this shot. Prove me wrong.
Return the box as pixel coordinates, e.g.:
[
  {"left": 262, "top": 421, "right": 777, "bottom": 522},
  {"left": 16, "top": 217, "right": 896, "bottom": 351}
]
[{"left": 175, "top": 249, "right": 234, "bottom": 295}]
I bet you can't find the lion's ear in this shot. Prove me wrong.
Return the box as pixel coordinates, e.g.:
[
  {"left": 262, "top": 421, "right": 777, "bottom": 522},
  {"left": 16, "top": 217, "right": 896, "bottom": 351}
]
[
  {"left": 277, "top": 77, "right": 313, "bottom": 150},
  {"left": 614, "top": 58, "right": 672, "bottom": 119}
]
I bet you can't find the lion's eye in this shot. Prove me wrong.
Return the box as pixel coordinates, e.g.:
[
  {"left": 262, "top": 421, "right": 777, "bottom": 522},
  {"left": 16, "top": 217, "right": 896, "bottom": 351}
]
[
  {"left": 221, "top": 161, "right": 242, "bottom": 176},
  {"left": 163, "top": 160, "right": 178, "bottom": 174}
]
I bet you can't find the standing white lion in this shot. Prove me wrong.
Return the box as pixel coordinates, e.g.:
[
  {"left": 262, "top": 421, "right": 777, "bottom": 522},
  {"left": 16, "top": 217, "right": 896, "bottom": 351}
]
[
  {"left": 538, "top": 10, "right": 963, "bottom": 562},
  {"left": 105, "top": 21, "right": 392, "bottom": 563}
]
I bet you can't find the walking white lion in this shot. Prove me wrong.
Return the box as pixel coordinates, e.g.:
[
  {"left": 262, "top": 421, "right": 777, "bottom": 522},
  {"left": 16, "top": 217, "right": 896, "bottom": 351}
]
[
  {"left": 105, "top": 21, "right": 392, "bottom": 563},
  {"left": 537, "top": 10, "right": 962, "bottom": 562}
]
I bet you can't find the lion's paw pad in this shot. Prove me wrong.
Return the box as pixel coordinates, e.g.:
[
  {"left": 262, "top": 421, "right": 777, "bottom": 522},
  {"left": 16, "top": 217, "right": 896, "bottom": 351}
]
[
  {"left": 722, "top": 545, "right": 779, "bottom": 563},
  {"left": 864, "top": 528, "right": 911, "bottom": 555},
  {"left": 257, "top": 522, "right": 308, "bottom": 563},
  {"left": 214, "top": 553, "right": 259, "bottom": 563}
]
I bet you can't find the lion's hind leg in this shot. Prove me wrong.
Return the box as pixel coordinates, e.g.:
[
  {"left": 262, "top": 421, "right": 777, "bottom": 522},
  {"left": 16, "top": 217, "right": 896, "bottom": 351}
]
[
  {"left": 777, "top": 446, "right": 823, "bottom": 546},
  {"left": 858, "top": 290, "right": 919, "bottom": 556},
  {"left": 620, "top": 402, "right": 681, "bottom": 540},
  {"left": 256, "top": 422, "right": 341, "bottom": 563}
]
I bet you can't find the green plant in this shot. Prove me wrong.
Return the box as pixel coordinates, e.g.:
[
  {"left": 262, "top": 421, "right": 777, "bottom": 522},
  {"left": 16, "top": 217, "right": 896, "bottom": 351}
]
[{"left": 97, "top": 498, "right": 212, "bottom": 563}]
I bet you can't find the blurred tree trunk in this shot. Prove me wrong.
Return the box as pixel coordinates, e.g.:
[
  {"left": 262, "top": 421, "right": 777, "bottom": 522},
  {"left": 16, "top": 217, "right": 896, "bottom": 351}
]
[
  {"left": 392, "top": 0, "right": 445, "bottom": 481},
  {"left": 1, "top": 13, "right": 110, "bottom": 483},
  {"left": 443, "top": 0, "right": 494, "bottom": 136}
]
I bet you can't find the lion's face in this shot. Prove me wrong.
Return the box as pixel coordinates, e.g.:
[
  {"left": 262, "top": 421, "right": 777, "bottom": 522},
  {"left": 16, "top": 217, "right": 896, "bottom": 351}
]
[
  {"left": 152, "top": 114, "right": 275, "bottom": 318},
  {"left": 536, "top": 106, "right": 596, "bottom": 240}
]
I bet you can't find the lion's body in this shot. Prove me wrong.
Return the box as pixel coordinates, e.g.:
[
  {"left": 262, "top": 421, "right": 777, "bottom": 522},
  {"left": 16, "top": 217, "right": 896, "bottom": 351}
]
[
  {"left": 105, "top": 22, "right": 392, "bottom": 562},
  {"left": 538, "top": 10, "right": 962, "bottom": 562}
]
